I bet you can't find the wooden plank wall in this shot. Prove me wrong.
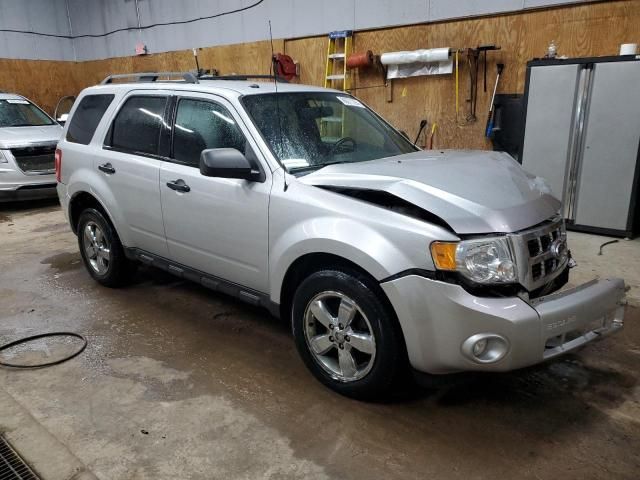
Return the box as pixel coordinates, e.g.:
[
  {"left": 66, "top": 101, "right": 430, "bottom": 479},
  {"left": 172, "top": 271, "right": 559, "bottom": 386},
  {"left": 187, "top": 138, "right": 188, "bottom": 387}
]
[
  {"left": 0, "top": 40, "right": 284, "bottom": 117},
  {"left": 0, "top": 0, "right": 637, "bottom": 150},
  {"left": 74, "top": 39, "right": 286, "bottom": 92},
  {"left": 287, "top": 0, "right": 639, "bottom": 149},
  {"left": 0, "top": 59, "right": 77, "bottom": 114}
]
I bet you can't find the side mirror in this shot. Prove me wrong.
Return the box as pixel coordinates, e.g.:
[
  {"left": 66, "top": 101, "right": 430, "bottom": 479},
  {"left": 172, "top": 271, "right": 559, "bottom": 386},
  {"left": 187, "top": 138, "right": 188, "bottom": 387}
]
[
  {"left": 199, "top": 148, "right": 258, "bottom": 181},
  {"left": 57, "top": 113, "right": 69, "bottom": 126}
]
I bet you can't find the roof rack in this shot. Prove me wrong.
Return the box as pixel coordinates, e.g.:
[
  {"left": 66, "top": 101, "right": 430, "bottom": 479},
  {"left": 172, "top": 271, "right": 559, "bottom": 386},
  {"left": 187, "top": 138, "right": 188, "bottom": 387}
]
[
  {"left": 198, "top": 74, "right": 289, "bottom": 83},
  {"left": 100, "top": 72, "right": 199, "bottom": 85}
]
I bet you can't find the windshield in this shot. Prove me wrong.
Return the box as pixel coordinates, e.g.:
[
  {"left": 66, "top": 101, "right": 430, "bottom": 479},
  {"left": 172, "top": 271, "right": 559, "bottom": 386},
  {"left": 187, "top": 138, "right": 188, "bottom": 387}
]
[
  {"left": 0, "top": 98, "right": 55, "bottom": 127},
  {"left": 242, "top": 92, "right": 417, "bottom": 173}
]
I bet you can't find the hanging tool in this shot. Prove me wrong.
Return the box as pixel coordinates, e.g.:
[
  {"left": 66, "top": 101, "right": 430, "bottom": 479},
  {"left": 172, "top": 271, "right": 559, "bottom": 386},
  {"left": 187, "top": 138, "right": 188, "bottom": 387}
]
[
  {"left": 191, "top": 48, "right": 218, "bottom": 78},
  {"left": 462, "top": 45, "right": 501, "bottom": 124},
  {"left": 484, "top": 51, "right": 487, "bottom": 92},
  {"left": 414, "top": 119, "right": 428, "bottom": 147},
  {"left": 428, "top": 123, "right": 438, "bottom": 149},
  {"left": 193, "top": 48, "right": 200, "bottom": 73},
  {"left": 454, "top": 50, "right": 460, "bottom": 124},
  {"left": 455, "top": 50, "right": 460, "bottom": 123},
  {"left": 466, "top": 47, "right": 480, "bottom": 122},
  {"left": 478, "top": 44, "right": 500, "bottom": 92},
  {"left": 324, "top": 30, "right": 353, "bottom": 91},
  {"left": 485, "top": 63, "right": 504, "bottom": 138}
]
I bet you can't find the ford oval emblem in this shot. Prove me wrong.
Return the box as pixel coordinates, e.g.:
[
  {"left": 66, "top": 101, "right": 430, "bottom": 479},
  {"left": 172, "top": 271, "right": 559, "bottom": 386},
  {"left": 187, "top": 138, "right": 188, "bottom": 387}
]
[{"left": 550, "top": 238, "right": 568, "bottom": 259}]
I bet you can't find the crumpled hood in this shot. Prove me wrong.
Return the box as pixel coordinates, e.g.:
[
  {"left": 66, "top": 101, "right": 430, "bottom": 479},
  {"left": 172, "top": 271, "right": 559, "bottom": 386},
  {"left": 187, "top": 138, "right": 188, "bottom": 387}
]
[
  {"left": 299, "top": 150, "right": 561, "bottom": 234},
  {"left": 0, "top": 125, "right": 63, "bottom": 149}
]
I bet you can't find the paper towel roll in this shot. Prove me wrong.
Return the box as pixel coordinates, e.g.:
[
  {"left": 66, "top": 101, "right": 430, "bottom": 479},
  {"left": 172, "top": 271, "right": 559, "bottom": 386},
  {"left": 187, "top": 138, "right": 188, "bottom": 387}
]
[
  {"left": 620, "top": 43, "right": 638, "bottom": 55},
  {"left": 380, "top": 48, "right": 450, "bottom": 65}
]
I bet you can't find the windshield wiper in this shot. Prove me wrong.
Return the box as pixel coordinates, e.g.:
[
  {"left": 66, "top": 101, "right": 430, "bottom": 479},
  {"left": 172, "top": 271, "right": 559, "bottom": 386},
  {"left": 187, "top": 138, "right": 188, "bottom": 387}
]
[{"left": 7, "top": 123, "right": 35, "bottom": 127}]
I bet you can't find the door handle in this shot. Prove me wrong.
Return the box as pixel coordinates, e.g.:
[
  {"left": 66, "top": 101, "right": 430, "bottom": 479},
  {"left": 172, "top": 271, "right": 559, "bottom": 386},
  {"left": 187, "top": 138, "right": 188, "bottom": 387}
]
[
  {"left": 98, "top": 163, "right": 116, "bottom": 174},
  {"left": 166, "top": 179, "right": 191, "bottom": 193}
]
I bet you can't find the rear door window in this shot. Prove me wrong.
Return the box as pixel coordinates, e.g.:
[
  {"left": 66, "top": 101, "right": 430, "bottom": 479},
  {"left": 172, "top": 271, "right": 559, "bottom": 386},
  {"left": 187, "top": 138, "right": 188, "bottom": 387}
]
[
  {"left": 66, "top": 94, "right": 114, "bottom": 145},
  {"left": 107, "top": 96, "right": 167, "bottom": 156}
]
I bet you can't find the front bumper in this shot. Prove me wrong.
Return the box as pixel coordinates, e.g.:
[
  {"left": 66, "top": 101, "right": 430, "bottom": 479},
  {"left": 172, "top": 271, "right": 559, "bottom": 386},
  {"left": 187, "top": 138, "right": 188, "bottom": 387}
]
[
  {"left": 0, "top": 165, "right": 57, "bottom": 202},
  {"left": 0, "top": 183, "right": 58, "bottom": 202},
  {"left": 381, "top": 275, "right": 625, "bottom": 374}
]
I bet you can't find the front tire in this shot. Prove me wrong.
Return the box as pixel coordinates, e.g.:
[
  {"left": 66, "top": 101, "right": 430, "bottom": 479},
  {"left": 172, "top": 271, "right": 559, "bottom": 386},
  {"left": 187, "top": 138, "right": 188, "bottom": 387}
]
[
  {"left": 291, "top": 268, "right": 406, "bottom": 400},
  {"left": 77, "top": 208, "right": 134, "bottom": 287}
]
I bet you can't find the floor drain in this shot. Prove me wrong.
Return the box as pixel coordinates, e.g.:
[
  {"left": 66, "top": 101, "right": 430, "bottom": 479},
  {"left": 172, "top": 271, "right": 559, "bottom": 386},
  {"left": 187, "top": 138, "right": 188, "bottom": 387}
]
[{"left": 0, "top": 435, "right": 40, "bottom": 480}]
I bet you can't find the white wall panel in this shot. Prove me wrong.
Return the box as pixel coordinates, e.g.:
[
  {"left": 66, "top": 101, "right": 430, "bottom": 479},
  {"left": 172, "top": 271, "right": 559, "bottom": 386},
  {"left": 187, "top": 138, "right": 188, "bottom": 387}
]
[
  {"left": 289, "top": 0, "right": 324, "bottom": 38},
  {"left": 0, "top": 30, "right": 36, "bottom": 61},
  {"left": 322, "top": 0, "right": 356, "bottom": 33},
  {"left": 261, "top": 0, "right": 296, "bottom": 41},
  {"left": 524, "top": 0, "right": 586, "bottom": 7},
  {"left": 0, "top": 0, "right": 73, "bottom": 60},
  {"left": 69, "top": 0, "right": 596, "bottom": 61},
  {"left": 68, "top": 0, "right": 140, "bottom": 60},
  {"left": 0, "top": 0, "right": 599, "bottom": 61},
  {"left": 354, "top": 0, "right": 429, "bottom": 30},
  {"left": 429, "top": 0, "right": 524, "bottom": 21}
]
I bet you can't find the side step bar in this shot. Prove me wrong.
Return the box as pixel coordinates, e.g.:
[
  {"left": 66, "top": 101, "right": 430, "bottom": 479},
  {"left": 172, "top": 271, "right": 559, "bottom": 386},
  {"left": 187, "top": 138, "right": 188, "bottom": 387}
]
[{"left": 124, "top": 247, "right": 279, "bottom": 318}]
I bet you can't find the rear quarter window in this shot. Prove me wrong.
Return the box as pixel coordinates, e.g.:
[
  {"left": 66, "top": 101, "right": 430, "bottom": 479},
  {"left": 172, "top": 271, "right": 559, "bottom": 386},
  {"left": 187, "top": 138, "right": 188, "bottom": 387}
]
[{"left": 66, "top": 94, "right": 115, "bottom": 145}]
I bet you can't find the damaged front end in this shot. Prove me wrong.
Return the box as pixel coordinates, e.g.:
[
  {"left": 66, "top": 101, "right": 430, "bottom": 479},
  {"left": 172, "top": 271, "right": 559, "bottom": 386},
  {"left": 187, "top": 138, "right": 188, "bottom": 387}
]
[
  {"left": 315, "top": 185, "right": 455, "bottom": 233},
  {"left": 315, "top": 185, "right": 572, "bottom": 299}
]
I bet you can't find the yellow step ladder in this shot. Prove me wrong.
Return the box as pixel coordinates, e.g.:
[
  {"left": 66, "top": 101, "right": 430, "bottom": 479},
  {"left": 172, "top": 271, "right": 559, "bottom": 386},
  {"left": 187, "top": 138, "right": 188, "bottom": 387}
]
[{"left": 324, "top": 30, "right": 353, "bottom": 91}]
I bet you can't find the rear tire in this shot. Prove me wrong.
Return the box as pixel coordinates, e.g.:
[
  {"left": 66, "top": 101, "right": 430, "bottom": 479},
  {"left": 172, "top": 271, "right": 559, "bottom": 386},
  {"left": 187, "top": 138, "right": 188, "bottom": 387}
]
[
  {"left": 291, "top": 268, "right": 407, "bottom": 400},
  {"left": 77, "top": 208, "right": 135, "bottom": 287}
]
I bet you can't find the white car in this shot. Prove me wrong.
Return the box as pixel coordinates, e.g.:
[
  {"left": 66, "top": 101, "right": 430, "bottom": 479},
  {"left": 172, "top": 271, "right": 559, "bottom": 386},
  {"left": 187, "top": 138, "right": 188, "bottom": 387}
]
[{"left": 0, "top": 93, "right": 63, "bottom": 202}]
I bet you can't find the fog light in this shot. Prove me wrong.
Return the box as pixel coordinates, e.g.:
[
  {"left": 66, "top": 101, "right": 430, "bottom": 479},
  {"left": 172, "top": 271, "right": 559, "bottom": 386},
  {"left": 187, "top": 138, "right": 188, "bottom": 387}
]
[
  {"left": 472, "top": 338, "right": 488, "bottom": 356},
  {"left": 462, "top": 334, "right": 509, "bottom": 364}
]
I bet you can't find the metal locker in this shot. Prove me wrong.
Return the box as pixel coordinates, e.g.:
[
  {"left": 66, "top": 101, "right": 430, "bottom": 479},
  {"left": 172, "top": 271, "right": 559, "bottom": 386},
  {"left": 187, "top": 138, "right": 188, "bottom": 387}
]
[
  {"left": 521, "top": 56, "right": 640, "bottom": 237},
  {"left": 573, "top": 61, "right": 640, "bottom": 233},
  {"left": 521, "top": 64, "right": 581, "bottom": 203}
]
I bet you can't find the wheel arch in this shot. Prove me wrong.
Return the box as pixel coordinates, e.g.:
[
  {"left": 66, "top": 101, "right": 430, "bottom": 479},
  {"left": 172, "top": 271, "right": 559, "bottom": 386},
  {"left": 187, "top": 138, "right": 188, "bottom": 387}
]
[
  {"left": 283, "top": 251, "right": 411, "bottom": 396},
  {"left": 278, "top": 252, "right": 398, "bottom": 328},
  {"left": 68, "top": 191, "right": 116, "bottom": 236}
]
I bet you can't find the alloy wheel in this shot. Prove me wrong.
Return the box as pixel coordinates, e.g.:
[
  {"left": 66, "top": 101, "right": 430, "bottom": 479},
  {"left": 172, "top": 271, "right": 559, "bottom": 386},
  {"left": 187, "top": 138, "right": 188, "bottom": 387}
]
[
  {"left": 303, "top": 291, "right": 376, "bottom": 382},
  {"left": 83, "top": 221, "right": 111, "bottom": 275}
]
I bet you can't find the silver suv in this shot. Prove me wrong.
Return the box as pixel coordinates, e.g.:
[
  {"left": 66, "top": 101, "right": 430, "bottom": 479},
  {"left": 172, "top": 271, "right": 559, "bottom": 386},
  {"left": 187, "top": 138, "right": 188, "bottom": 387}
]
[
  {"left": 57, "top": 73, "right": 625, "bottom": 399},
  {"left": 0, "top": 93, "right": 63, "bottom": 201}
]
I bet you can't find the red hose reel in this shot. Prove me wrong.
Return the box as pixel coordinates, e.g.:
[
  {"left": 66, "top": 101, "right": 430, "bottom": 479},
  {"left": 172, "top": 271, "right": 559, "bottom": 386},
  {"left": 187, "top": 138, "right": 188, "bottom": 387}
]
[{"left": 272, "top": 53, "right": 297, "bottom": 81}]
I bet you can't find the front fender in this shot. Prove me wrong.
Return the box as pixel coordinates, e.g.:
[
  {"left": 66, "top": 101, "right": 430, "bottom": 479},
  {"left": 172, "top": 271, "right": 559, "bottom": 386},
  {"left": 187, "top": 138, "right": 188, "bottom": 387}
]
[{"left": 270, "top": 216, "right": 421, "bottom": 304}]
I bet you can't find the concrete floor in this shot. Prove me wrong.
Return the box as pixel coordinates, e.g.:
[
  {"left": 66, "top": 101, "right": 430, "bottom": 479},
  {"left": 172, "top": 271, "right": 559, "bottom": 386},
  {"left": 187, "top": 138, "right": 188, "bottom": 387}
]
[{"left": 1, "top": 199, "right": 639, "bottom": 480}]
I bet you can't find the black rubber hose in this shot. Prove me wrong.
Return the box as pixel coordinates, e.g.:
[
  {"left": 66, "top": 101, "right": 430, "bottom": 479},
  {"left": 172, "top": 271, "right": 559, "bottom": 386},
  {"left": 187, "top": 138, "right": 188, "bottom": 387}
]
[
  {"left": 0, "top": 332, "right": 87, "bottom": 369},
  {"left": 598, "top": 239, "right": 619, "bottom": 256}
]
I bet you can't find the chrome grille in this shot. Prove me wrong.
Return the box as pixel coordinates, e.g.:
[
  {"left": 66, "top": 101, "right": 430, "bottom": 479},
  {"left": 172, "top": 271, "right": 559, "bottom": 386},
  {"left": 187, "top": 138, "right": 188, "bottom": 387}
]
[
  {"left": 510, "top": 217, "right": 568, "bottom": 291},
  {"left": 9, "top": 145, "right": 56, "bottom": 174}
]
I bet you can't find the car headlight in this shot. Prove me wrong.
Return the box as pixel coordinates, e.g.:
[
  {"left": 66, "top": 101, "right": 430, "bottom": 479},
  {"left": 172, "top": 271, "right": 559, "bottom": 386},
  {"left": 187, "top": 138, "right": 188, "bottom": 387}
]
[
  {"left": 430, "top": 237, "right": 517, "bottom": 284},
  {"left": 0, "top": 150, "right": 8, "bottom": 164}
]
